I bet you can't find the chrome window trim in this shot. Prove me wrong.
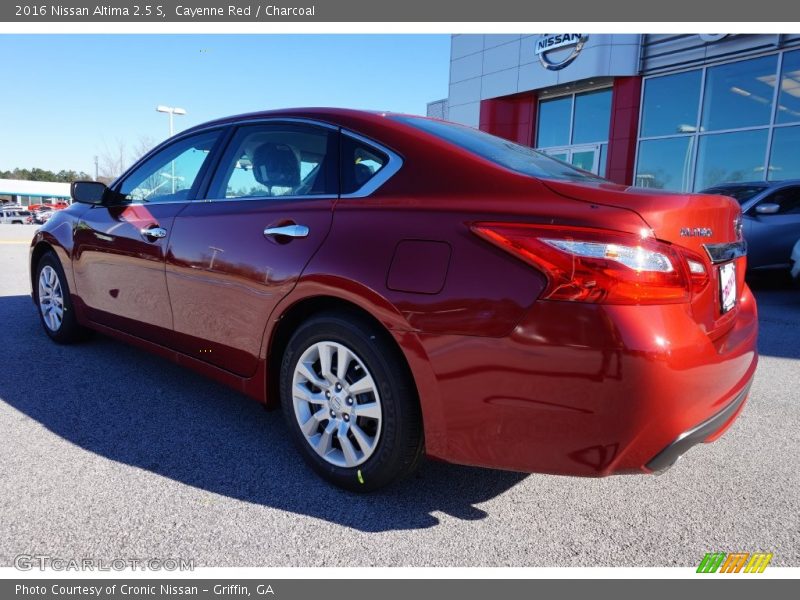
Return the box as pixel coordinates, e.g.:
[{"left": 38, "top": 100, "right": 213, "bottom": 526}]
[
  {"left": 703, "top": 240, "right": 748, "bottom": 264},
  {"left": 104, "top": 195, "right": 340, "bottom": 208},
  {"left": 339, "top": 129, "right": 403, "bottom": 199},
  {"left": 196, "top": 194, "right": 339, "bottom": 204},
  {"left": 114, "top": 116, "right": 402, "bottom": 204}
]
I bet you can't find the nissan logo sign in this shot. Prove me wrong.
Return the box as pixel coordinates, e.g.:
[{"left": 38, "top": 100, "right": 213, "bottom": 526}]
[{"left": 535, "top": 34, "right": 588, "bottom": 71}]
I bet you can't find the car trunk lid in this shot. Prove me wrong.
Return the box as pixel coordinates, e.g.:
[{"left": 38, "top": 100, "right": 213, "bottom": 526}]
[{"left": 541, "top": 179, "right": 747, "bottom": 336}]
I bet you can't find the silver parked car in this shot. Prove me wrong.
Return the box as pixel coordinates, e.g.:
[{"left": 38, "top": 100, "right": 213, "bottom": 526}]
[
  {"left": 701, "top": 180, "right": 800, "bottom": 273},
  {"left": 0, "top": 208, "right": 33, "bottom": 224}
]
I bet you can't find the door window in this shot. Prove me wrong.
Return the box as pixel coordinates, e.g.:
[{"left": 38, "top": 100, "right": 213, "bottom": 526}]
[
  {"left": 208, "top": 123, "right": 338, "bottom": 199},
  {"left": 117, "top": 130, "right": 221, "bottom": 204}
]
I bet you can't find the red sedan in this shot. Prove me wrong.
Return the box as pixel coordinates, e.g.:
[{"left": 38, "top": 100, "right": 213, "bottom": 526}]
[{"left": 30, "top": 109, "right": 757, "bottom": 491}]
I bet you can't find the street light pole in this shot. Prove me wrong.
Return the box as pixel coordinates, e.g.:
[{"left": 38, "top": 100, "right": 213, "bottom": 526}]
[
  {"left": 156, "top": 105, "right": 187, "bottom": 193},
  {"left": 156, "top": 105, "right": 187, "bottom": 136}
]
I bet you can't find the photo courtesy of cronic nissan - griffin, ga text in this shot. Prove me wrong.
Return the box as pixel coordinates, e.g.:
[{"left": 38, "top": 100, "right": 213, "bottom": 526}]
[{"left": 30, "top": 109, "right": 758, "bottom": 491}]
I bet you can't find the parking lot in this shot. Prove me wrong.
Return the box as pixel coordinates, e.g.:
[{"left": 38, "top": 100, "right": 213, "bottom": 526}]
[{"left": 0, "top": 222, "right": 798, "bottom": 567}]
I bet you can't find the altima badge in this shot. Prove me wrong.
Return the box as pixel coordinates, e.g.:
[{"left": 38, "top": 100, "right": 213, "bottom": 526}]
[{"left": 680, "top": 227, "right": 713, "bottom": 238}]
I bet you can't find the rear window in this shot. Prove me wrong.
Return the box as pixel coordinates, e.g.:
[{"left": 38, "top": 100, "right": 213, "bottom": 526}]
[
  {"left": 392, "top": 115, "right": 602, "bottom": 183},
  {"left": 340, "top": 134, "right": 389, "bottom": 194},
  {"left": 701, "top": 185, "right": 767, "bottom": 204}
]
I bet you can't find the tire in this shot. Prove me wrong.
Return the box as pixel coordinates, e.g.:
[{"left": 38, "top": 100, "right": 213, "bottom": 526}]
[
  {"left": 34, "top": 251, "right": 90, "bottom": 344},
  {"left": 280, "top": 311, "right": 424, "bottom": 492}
]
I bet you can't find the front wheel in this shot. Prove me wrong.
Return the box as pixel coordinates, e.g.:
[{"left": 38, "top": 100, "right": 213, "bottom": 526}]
[
  {"left": 35, "top": 251, "right": 90, "bottom": 344},
  {"left": 280, "top": 312, "right": 424, "bottom": 492}
]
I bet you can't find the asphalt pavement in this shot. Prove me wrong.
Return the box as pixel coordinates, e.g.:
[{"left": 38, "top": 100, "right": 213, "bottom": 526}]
[{"left": 0, "top": 223, "right": 798, "bottom": 567}]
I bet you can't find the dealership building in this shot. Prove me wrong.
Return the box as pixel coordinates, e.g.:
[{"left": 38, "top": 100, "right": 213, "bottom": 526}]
[
  {"left": 428, "top": 34, "right": 800, "bottom": 192},
  {"left": 0, "top": 179, "right": 71, "bottom": 207}
]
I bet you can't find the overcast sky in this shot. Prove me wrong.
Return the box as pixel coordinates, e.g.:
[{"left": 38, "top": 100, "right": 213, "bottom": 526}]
[{"left": 0, "top": 34, "right": 450, "bottom": 175}]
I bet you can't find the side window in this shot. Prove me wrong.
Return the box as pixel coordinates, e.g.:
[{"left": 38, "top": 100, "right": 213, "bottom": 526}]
[
  {"left": 340, "top": 135, "right": 389, "bottom": 195},
  {"left": 765, "top": 187, "right": 800, "bottom": 214},
  {"left": 117, "top": 130, "right": 221, "bottom": 203},
  {"left": 208, "top": 123, "right": 338, "bottom": 199}
]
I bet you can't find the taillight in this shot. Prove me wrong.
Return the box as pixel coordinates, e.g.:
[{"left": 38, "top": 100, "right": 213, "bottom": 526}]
[{"left": 471, "top": 223, "right": 708, "bottom": 305}]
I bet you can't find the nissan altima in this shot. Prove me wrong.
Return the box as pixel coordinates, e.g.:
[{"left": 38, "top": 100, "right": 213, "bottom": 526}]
[{"left": 31, "top": 109, "right": 758, "bottom": 491}]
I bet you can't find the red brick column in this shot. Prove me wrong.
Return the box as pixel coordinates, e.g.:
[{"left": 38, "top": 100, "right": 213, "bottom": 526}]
[
  {"left": 606, "top": 76, "right": 643, "bottom": 185},
  {"left": 479, "top": 92, "right": 538, "bottom": 146}
]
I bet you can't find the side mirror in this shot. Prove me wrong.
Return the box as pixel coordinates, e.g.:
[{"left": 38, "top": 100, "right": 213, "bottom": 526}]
[
  {"left": 755, "top": 202, "right": 780, "bottom": 215},
  {"left": 71, "top": 181, "right": 107, "bottom": 205}
]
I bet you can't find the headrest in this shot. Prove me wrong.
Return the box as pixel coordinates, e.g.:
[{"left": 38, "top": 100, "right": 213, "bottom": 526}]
[
  {"left": 251, "top": 143, "right": 300, "bottom": 188},
  {"left": 354, "top": 162, "right": 374, "bottom": 187}
]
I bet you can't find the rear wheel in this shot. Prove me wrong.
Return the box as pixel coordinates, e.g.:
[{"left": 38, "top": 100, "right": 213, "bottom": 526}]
[
  {"left": 35, "top": 251, "right": 89, "bottom": 344},
  {"left": 280, "top": 312, "right": 424, "bottom": 492}
]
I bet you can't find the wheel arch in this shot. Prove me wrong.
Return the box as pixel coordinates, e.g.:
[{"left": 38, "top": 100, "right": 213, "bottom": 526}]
[
  {"left": 263, "top": 288, "right": 448, "bottom": 458},
  {"left": 266, "top": 294, "right": 413, "bottom": 407},
  {"left": 30, "top": 240, "right": 59, "bottom": 299},
  {"left": 30, "top": 224, "right": 76, "bottom": 299}
]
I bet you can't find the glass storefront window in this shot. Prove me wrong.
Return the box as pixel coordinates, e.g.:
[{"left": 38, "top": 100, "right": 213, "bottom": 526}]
[
  {"left": 598, "top": 143, "right": 608, "bottom": 178},
  {"left": 641, "top": 70, "right": 702, "bottom": 137},
  {"left": 768, "top": 126, "right": 800, "bottom": 180},
  {"left": 777, "top": 49, "right": 800, "bottom": 124},
  {"left": 701, "top": 55, "right": 778, "bottom": 132},
  {"left": 695, "top": 129, "right": 769, "bottom": 190},
  {"left": 570, "top": 149, "right": 596, "bottom": 172},
  {"left": 536, "top": 96, "right": 571, "bottom": 148},
  {"left": 572, "top": 89, "right": 612, "bottom": 144},
  {"left": 635, "top": 137, "right": 694, "bottom": 192}
]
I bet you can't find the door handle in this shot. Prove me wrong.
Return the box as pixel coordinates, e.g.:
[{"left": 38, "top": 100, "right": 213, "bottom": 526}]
[
  {"left": 141, "top": 225, "right": 167, "bottom": 240},
  {"left": 263, "top": 224, "right": 310, "bottom": 239}
]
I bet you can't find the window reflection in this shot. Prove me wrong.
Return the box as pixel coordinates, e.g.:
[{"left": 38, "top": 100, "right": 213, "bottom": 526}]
[
  {"left": 641, "top": 70, "right": 702, "bottom": 137},
  {"left": 695, "top": 130, "right": 769, "bottom": 190},
  {"left": 777, "top": 49, "right": 800, "bottom": 124},
  {"left": 768, "top": 126, "right": 800, "bottom": 180},
  {"left": 636, "top": 52, "right": 800, "bottom": 190},
  {"left": 536, "top": 96, "right": 571, "bottom": 148},
  {"left": 636, "top": 137, "right": 694, "bottom": 192},
  {"left": 701, "top": 55, "right": 778, "bottom": 131},
  {"left": 573, "top": 89, "right": 612, "bottom": 144}
]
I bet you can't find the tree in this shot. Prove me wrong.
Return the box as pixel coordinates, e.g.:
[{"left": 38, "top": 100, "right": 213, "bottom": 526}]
[
  {"left": 0, "top": 167, "right": 92, "bottom": 182},
  {"left": 96, "top": 135, "right": 158, "bottom": 182}
]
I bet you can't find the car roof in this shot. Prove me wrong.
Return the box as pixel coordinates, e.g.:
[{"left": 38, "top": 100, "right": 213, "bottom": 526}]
[{"left": 180, "top": 107, "right": 431, "bottom": 138}]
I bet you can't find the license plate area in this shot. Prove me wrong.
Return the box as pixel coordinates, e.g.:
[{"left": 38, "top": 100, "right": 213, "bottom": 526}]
[{"left": 718, "top": 261, "right": 737, "bottom": 314}]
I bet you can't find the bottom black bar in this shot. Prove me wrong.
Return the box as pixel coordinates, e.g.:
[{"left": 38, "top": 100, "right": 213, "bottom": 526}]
[{"left": 2, "top": 579, "right": 794, "bottom": 600}]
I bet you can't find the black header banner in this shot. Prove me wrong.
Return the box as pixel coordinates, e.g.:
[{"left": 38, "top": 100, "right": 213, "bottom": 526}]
[{"left": 2, "top": 0, "right": 798, "bottom": 22}]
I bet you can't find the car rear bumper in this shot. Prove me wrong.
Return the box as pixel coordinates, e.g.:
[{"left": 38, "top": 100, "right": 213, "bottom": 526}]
[
  {"left": 645, "top": 377, "right": 752, "bottom": 473},
  {"left": 414, "top": 285, "right": 759, "bottom": 476}
]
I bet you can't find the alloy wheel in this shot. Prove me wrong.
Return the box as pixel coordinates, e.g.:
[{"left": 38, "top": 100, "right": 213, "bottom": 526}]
[
  {"left": 291, "top": 340, "right": 383, "bottom": 468},
  {"left": 38, "top": 265, "right": 64, "bottom": 332}
]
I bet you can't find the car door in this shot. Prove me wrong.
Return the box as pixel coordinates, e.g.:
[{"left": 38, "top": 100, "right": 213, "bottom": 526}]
[
  {"left": 744, "top": 185, "right": 800, "bottom": 269},
  {"left": 165, "top": 121, "right": 339, "bottom": 376},
  {"left": 72, "top": 129, "right": 223, "bottom": 344}
]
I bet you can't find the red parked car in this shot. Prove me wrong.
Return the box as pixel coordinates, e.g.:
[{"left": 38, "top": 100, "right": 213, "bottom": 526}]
[{"left": 30, "top": 109, "right": 758, "bottom": 491}]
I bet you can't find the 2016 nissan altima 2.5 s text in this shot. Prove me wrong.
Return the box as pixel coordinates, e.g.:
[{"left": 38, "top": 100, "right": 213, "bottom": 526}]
[{"left": 30, "top": 109, "right": 758, "bottom": 491}]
